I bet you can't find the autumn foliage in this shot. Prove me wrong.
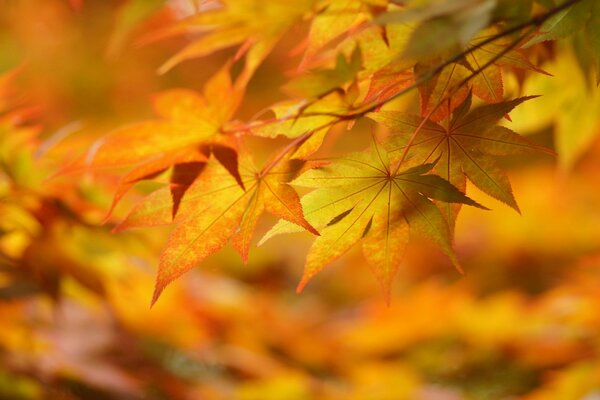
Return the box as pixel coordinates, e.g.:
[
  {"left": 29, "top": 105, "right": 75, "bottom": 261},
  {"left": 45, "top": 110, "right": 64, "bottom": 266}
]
[
  {"left": 1, "top": 0, "right": 600, "bottom": 398},
  {"left": 78, "top": 0, "right": 593, "bottom": 304}
]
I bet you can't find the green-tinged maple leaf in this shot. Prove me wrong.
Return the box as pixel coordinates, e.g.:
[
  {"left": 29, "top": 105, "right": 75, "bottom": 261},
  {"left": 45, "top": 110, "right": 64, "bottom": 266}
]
[
  {"left": 260, "top": 144, "right": 484, "bottom": 301},
  {"left": 250, "top": 46, "right": 363, "bottom": 148},
  {"left": 525, "top": 0, "right": 600, "bottom": 83},
  {"left": 251, "top": 96, "right": 342, "bottom": 139},
  {"left": 284, "top": 47, "right": 363, "bottom": 99},
  {"left": 250, "top": 48, "right": 363, "bottom": 158},
  {"left": 116, "top": 155, "right": 318, "bottom": 305},
  {"left": 69, "top": 65, "right": 248, "bottom": 219},
  {"left": 251, "top": 88, "right": 359, "bottom": 158},
  {"left": 462, "top": 30, "right": 550, "bottom": 104},
  {"left": 526, "top": 0, "right": 592, "bottom": 46},
  {"left": 361, "top": 26, "right": 544, "bottom": 113},
  {"left": 369, "top": 93, "right": 552, "bottom": 229},
  {"left": 336, "top": 24, "right": 414, "bottom": 107},
  {"left": 379, "top": 0, "right": 496, "bottom": 60},
  {"left": 411, "top": 32, "right": 547, "bottom": 122},
  {"left": 151, "top": 0, "right": 316, "bottom": 76}
]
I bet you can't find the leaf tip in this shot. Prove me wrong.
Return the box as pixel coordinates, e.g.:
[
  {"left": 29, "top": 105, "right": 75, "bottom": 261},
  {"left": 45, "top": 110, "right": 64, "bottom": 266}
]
[
  {"left": 381, "top": 285, "right": 392, "bottom": 306},
  {"left": 475, "top": 201, "right": 491, "bottom": 211},
  {"left": 157, "top": 58, "right": 176, "bottom": 76},
  {"left": 305, "top": 223, "right": 320, "bottom": 236},
  {"left": 102, "top": 198, "right": 121, "bottom": 225},
  {"left": 150, "top": 284, "right": 164, "bottom": 308},
  {"left": 256, "top": 235, "right": 269, "bottom": 247},
  {"left": 451, "top": 256, "right": 464, "bottom": 275},
  {"left": 102, "top": 212, "right": 113, "bottom": 226},
  {"left": 295, "top": 276, "right": 310, "bottom": 294},
  {"left": 383, "top": 294, "right": 392, "bottom": 307},
  {"left": 111, "top": 222, "right": 128, "bottom": 234},
  {"left": 507, "top": 196, "right": 521, "bottom": 215},
  {"left": 447, "top": 252, "right": 464, "bottom": 275}
]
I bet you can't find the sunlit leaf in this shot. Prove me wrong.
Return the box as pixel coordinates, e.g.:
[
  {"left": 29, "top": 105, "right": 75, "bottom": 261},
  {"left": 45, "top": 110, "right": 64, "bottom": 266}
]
[
  {"left": 261, "top": 144, "right": 483, "bottom": 300},
  {"left": 369, "top": 93, "right": 550, "bottom": 228},
  {"left": 147, "top": 156, "right": 318, "bottom": 305}
]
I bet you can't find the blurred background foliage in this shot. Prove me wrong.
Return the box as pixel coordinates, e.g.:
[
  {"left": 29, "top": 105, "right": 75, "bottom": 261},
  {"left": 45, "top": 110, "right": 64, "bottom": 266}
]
[{"left": 0, "top": 0, "right": 600, "bottom": 399}]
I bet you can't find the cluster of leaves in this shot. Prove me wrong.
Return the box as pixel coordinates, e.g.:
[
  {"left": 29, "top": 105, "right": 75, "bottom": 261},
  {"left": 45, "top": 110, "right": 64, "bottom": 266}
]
[
  {"left": 2, "top": 1, "right": 600, "bottom": 399},
  {"left": 72, "top": 0, "right": 600, "bottom": 304}
]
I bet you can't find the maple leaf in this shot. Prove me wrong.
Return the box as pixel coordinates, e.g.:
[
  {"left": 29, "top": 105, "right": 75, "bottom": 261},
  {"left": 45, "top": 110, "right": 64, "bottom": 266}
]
[
  {"left": 151, "top": 0, "right": 317, "bottom": 77},
  {"left": 364, "top": 59, "right": 414, "bottom": 106},
  {"left": 70, "top": 65, "right": 248, "bottom": 219},
  {"left": 251, "top": 85, "right": 360, "bottom": 158},
  {"left": 284, "top": 47, "right": 363, "bottom": 99},
  {"left": 364, "top": 24, "right": 548, "bottom": 123},
  {"left": 378, "top": 0, "right": 496, "bottom": 60},
  {"left": 414, "top": 60, "right": 472, "bottom": 122},
  {"left": 412, "top": 37, "right": 546, "bottom": 122},
  {"left": 300, "top": 0, "right": 372, "bottom": 67},
  {"left": 337, "top": 22, "right": 414, "bottom": 73},
  {"left": 104, "top": 148, "right": 208, "bottom": 220},
  {"left": 524, "top": 0, "right": 600, "bottom": 85},
  {"left": 116, "top": 153, "right": 319, "bottom": 305},
  {"left": 330, "top": 22, "right": 417, "bottom": 108},
  {"left": 82, "top": 65, "right": 240, "bottom": 170},
  {"left": 249, "top": 45, "right": 371, "bottom": 151},
  {"left": 369, "top": 93, "right": 552, "bottom": 229},
  {"left": 526, "top": 0, "right": 593, "bottom": 47},
  {"left": 260, "top": 143, "right": 485, "bottom": 301},
  {"left": 463, "top": 30, "right": 550, "bottom": 104},
  {"left": 251, "top": 96, "right": 341, "bottom": 137}
]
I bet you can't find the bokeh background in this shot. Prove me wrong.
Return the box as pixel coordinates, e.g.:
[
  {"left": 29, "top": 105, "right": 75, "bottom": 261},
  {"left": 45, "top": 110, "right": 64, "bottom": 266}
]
[{"left": 1, "top": 1, "right": 600, "bottom": 399}]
